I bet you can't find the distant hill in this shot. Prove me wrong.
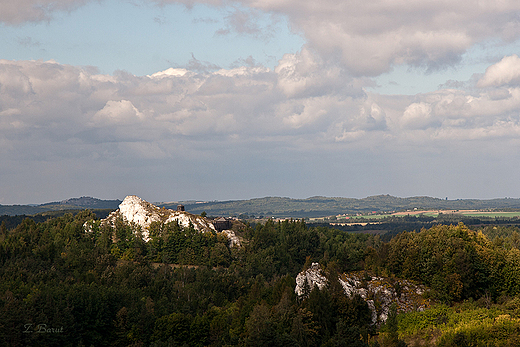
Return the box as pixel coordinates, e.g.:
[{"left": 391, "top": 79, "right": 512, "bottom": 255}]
[
  {"left": 39, "top": 196, "right": 122, "bottom": 210},
  {"left": 0, "top": 197, "right": 121, "bottom": 216},
  {"left": 3, "top": 195, "right": 520, "bottom": 218},
  {"left": 161, "top": 195, "right": 520, "bottom": 218}
]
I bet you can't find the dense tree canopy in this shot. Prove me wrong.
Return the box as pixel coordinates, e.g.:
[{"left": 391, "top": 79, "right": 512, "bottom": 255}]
[{"left": 2, "top": 212, "right": 520, "bottom": 346}]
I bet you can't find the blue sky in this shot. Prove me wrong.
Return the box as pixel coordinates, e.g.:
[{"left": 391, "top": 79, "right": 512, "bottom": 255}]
[{"left": 2, "top": 0, "right": 520, "bottom": 204}]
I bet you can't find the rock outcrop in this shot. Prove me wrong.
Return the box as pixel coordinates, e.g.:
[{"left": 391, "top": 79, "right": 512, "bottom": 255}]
[
  {"left": 295, "top": 263, "right": 328, "bottom": 296},
  {"left": 101, "top": 195, "right": 216, "bottom": 241},
  {"left": 220, "top": 230, "right": 241, "bottom": 247},
  {"left": 338, "top": 271, "right": 430, "bottom": 325},
  {"left": 295, "top": 264, "right": 430, "bottom": 325}
]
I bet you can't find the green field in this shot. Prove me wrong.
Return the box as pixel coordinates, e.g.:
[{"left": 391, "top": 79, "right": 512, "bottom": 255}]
[
  {"left": 340, "top": 210, "right": 520, "bottom": 221},
  {"left": 456, "top": 211, "right": 520, "bottom": 217}
]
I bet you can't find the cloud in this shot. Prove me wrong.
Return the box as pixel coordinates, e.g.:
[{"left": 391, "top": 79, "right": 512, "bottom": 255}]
[
  {"left": 92, "top": 100, "right": 146, "bottom": 126},
  {"left": 215, "top": 6, "right": 279, "bottom": 40},
  {"left": 185, "top": 54, "right": 221, "bottom": 73},
  {"left": 3, "top": 55, "right": 520, "bottom": 159},
  {"left": 4, "top": 53, "right": 520, "bottom": 202},
  {"left": 0, "top": 0, "right": 89, "bottom": 25},
  {"left": 0, "top": 55, "right": 368, "bottom": 165},
  {"left": 267, "top": 0, "right": 520, "bottom": 76},
  {"left": 477, "top": 55, "right": 520, "bottom": 88},
  {"left": 401, "top": 102, "right": 438, "bottom": 130},
  {"left": 152, "top": 0, "right": 520, "bottom": 77},
  {"left": 275, "top": 47, "right": 363, "bottom": 99}
]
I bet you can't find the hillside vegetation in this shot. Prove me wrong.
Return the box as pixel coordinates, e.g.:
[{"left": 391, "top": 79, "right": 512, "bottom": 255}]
[{"left": 2, "top": 212, "right": 520, "bottom": 346}]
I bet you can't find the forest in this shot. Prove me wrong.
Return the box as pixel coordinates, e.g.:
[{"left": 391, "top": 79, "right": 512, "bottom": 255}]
[{"left": 2, "top": 211, "right": 520, "bottom": 346}]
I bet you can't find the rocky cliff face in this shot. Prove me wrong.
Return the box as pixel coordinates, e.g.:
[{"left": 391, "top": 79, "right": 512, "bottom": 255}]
[
  {"left": 295, "top": 263, "right": 328, "bottom": 296},
  {"left": 101, "top": 195, "right": 216, "bottom": 241},
  {"left": 295, "top": 264, "right": 430, "bottom": 325}
]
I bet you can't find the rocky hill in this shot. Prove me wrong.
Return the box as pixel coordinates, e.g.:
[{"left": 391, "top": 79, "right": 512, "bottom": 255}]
[{"left": 100, "top": 195, "right": 219, "bottom": 242}]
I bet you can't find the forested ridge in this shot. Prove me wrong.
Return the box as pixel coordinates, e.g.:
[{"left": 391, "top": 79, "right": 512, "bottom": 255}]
[
  {"left": 2, "top": 211, "right": 520, "bottom": 346},
  {"left": 3, "top": 194, "right": 520, "bottom": 218}
]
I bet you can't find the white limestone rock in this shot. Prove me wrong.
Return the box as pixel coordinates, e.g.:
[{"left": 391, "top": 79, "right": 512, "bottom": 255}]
[
  {"left": 295, "top": 263, "right": 328, "bottom": 297},
  {"left": 101, "top": 195, "right": 216, "bottom": 242},
  {"left": 221, "top": 230, "right": 241, "bottom": 247}
]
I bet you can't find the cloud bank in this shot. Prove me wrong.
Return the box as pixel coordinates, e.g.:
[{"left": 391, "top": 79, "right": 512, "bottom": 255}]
[{"left": 1, "top": 52, "right": 520, "bottom": 202}]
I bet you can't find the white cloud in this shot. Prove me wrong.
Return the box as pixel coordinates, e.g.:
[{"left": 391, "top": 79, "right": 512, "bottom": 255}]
[
  {"left": 401, "top": 102, "right": 437, "bottom": 130},
  {"left": 477, "top": 55, "right": 520, "bottom": 88},
  {"left": 2, "top": 55, "right": 520, "bottom": 158},
  {"left": 149, "top": 68, "right": 191, "bottom": 78},
  {"left": 92, "top": 100, "right": 146, "bottom": 126},
  {"left": 275, "top": 48, "right": 321, "bottom": 97},
  {"left": 280, "top": 97, "right": 329, "bottom": 129},
  {"left": 275, "top": 47, "right": 362, "bottom": 99}
]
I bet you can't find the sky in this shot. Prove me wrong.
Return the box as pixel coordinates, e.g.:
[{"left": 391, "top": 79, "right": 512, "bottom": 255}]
[{"left": 2, "top": 0, "right": 520, "bottom": 204}]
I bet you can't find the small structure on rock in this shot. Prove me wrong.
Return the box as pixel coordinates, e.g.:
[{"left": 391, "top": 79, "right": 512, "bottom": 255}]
[
  {"left": 212, "top": 217, "right": 241, "bottom": 247},
  {"left": 213, "top": 217, "right": 233, "bottom": 232}
]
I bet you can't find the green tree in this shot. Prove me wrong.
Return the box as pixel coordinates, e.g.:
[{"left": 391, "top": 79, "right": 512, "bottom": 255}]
[{"left": 152, "top": 312, "right": 192, "bottom": 344}]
